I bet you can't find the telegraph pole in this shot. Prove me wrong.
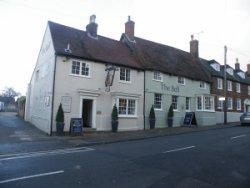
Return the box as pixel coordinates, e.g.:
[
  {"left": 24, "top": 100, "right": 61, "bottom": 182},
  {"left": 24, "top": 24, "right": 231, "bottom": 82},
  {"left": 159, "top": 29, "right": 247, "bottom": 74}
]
[{"left": 224, "top": 45, "right": 227, "bottom": 124}]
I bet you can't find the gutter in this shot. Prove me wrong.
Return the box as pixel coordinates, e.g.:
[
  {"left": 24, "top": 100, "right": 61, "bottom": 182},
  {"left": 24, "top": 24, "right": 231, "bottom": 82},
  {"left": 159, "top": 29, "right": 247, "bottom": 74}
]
[{"left": 50, "top": 55, "right": 57, "bottom": 136}]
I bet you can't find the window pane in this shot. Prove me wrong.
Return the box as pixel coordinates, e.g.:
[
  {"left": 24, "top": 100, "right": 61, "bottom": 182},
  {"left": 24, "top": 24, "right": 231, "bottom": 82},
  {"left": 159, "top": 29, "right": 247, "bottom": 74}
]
[
  {"left": 128, "top": 100, "right": 135, "bottom": 115},
  {"left": 154, "top": 72, "right": 162, "bottom": 81},
  {"left": 118, "top": 99, "right": 127, "bottom": 114},
  {"left": 154, "top": 93, "right": 162, "bottom": 109}
]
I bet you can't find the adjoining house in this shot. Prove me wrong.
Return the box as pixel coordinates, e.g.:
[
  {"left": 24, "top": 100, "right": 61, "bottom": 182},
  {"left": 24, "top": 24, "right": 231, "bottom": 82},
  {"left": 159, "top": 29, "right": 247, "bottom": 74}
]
[
  {"left": 121, "top": 17, "right": 216, "bottom": 128},
  {"left": 25, "top": 15, "right": 144, "bottom": 134},
  {"left": 200, "top": 58, "right": 250, "bottom": 123}
]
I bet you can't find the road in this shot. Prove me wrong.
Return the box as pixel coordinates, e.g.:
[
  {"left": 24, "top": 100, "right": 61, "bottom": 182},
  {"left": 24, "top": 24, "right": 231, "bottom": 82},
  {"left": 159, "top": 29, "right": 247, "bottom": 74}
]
[{"left": 1, "top": 126, "right": 250, "bottom": 188}]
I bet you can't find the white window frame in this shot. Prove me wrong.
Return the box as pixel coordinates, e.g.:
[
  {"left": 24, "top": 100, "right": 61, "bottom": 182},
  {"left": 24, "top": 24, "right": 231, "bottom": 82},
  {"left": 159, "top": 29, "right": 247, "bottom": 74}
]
[
  {"left": 178, "top": 76, "right": 185, "bottom": 85},
  {"left": 217, "top": 96, "right": 223, "bottom": 109},
  {"left": 217, "top": 78, "right": 223, "bottom": 90},
  {"left": 153, "top": 71, "right": 163, "bottom": 82},
  {"left": 236, "top": 98, "right": 241, "bottom": 111},
  {"left": 186, "top": 97, "right": 191, "bottom": 111},
  {"left": 70, "top": 60, "right": 90, "bottom": 78},
  {"left": 236, "top": 83, "right": 241, "bottom": 93},
  {"left": 119, "top": 68, "right": 131, "bottom": 83},
  {"left": 227, "top": 68, "right": 234, "bottom": 76},
  {"left": 154, "top": 93, "right": 162, "bottom": 110},
  {"left": 172, "top": 95, "right": 178, "bottom": 111},
  {"left": 200, "top": 81, "right": 206, "bottom": 89},
  {"left": 196, "top": 95, "right": 214, "bottom": 112},
  {"left": 227, "top": 97, "right": 233, "bottom": 110},
  {"left": 227, "top": 81, "right": 232, "bottom": 91},
  {"left": 117, "top": 98, "right": 137, "bottom": 117}
]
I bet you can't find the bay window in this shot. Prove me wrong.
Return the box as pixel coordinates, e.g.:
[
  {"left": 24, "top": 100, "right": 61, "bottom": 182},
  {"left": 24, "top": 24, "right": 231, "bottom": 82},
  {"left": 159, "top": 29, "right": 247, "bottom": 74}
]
[{"left": 196, "top": 95, "right": 214, "bottom": 111}]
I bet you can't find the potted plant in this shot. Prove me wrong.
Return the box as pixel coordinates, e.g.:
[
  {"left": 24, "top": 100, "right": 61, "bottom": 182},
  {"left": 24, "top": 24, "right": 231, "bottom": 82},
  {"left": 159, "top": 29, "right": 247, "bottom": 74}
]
[
  {"left": 167, "top": 105, "right": 174, "bottom": 127},
  {"left": 111, "top": 104, "right": 118, "bottom": 132},
  {"left": 149, "top": 105, "right": 156, "bottom": 129},
  {"left": 56, "top": 103, "right": 65, "bottom": 135}
]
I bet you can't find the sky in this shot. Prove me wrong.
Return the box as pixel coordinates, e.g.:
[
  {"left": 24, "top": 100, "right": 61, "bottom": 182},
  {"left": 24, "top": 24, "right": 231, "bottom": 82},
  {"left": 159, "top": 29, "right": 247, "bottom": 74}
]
[{"left": 0, "top": 0, "right": 250, "bottom": 95}]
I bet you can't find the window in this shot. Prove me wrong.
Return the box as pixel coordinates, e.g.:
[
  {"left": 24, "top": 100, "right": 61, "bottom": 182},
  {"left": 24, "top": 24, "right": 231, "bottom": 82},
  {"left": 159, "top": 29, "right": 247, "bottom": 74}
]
[
  {"left": 204, "top": 96, "right": 214, "bottom": 110},
  {"left": 196, "top": 95, "right": 214, "bottom": 111},
  {"left": 236, "top": 83, "right": 241, "bottom": 93},
  {"left": 172, "top": 96, "right": 178, "bottom": 110},
  {"left": 227, "top": 68, "right": 234, "bottom": 76},
  {"left": 238, "top": 72, "right": 245, "bottom": 79},
  {"left": 248, "top": 86, "right": 250, "bottom": 95},
  {"left": 178, "top": 77, "right": 185, "bottom": 85},
  {"left": 200, "top": 82, "right": 206, "bottom": 89},
  {"left": 228, "top": 97, "right": 233, "bottom": 110},
  {"left": 118, "top": 98, "right": 136, "bottom": 116},
  {"left": 217, "top": 97, "right": 223, "bottom": 109},
  {"left": 227, "top": 81, "right": 232, "bottom": 91},
  {"left": 211, "top": 63, "right": 220, "bottom": 71},
  {"left": 217, "top": 78, "right": 223, "bottom": 89},
  {"left": 120, "top": 68, "right": 130, "bottom": 82},
  {"left": 154, "top": 93, "right": 162, "bottom": 110},
  {"left": 236, "top": 98, "right": 241, "bottom": 111},
  {"left": 186, "top": 97, "right": 190, "bottom": 111},
  {"left": 71, "top": 61, "right": 90, "bottom": 76},
  {"left": 153, "top": 71, "right": 163, "bottom": 81}
]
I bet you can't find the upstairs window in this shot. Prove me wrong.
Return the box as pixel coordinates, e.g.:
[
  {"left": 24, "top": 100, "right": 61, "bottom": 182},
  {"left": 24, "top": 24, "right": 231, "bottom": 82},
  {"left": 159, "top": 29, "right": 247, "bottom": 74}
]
[
  {"left": 217, "top": 78, "right": 223, "bottom": 89},
  {"left": 178, "top": 77, "right": 185, "bottom": 85},
  {"left": 211, "top": 63, "right": 220, "bottom": 71},
  {"left": 200, "top": 81, "right": 206, "bottom": 89},
  {"left": 227, "top": 81, "right": 232, "bottom": 91},
  {"left": 153, "top": 71, "right": 163, "bottom": 81},
  {"left": 71, "top": 60, "right": 90, "bottom": 77},
  {"left": 120, "top": 68, "right": 131, "bottom": 82},
  {"left": 236, "top": 83, "right": 241, "bottom": 93},
  {"left": 227, "top": 68, "right": 234, "bottom": 76}
]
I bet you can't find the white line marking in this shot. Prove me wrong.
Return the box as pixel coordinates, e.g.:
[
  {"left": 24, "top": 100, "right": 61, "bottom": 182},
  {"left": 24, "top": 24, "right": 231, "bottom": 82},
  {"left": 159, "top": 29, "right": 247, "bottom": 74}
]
[
  {"left": 163, "top": 146, "right": 196, "bottom": 153},
  {"left": 0, "top": 170, "right": 64, "bottom": 184},
  {"left": 231, "top": 135, "right": 246, "bottom": 140},
  {"left": 0, "top": 147, "right": 94, "bottom": 161}
]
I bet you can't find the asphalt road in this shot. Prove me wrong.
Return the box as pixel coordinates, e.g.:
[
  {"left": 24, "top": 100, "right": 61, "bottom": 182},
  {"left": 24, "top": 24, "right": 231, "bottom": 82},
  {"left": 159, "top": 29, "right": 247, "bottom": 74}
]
[{"left": 1, "top": 126, "right": 250, "bottom": 188}]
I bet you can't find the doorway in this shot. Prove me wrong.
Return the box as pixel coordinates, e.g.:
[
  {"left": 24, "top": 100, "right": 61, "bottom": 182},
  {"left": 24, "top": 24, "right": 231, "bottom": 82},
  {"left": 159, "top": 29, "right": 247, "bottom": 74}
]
[{"left": 82, "top": 99, "right": 93, "bottom": 127}]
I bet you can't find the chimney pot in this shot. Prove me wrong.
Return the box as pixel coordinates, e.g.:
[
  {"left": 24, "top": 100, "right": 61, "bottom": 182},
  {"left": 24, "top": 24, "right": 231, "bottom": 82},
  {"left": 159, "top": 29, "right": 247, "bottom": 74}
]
[{"left": 125, "top": 16, "right": 135, "bottom": 40}]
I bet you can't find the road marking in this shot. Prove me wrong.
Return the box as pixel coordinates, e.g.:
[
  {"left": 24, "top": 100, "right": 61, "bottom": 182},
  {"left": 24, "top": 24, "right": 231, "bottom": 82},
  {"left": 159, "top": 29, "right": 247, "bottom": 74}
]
[
  {"left": 0, "top": 170, "right": 64, "bottom": 184},
  {"left": 231, "top": 135, "right": 246, "bottom": 140},
  {"left": 0, "top": 147, "right": 94, "bottom": 161},
  {"left": 162, "top": 146, "right": 195, "bottom": 153}
]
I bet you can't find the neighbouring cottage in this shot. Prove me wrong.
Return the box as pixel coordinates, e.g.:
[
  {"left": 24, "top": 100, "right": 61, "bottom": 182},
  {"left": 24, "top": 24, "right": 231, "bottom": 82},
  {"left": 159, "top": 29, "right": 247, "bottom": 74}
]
[
  {"left": 121, "top": 17, "right": 216, "bottom": 128},
  {"left": 25, "top": 15, "right": 144, "bottom": 134},
  {"left": 200, "top": 58, "right": 250, "bottom": 123}
]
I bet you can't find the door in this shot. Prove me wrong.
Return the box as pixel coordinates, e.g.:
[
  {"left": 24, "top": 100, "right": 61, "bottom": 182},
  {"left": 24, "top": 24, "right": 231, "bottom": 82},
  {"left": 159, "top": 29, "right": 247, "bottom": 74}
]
[
  {"left": 82, "top": 99, "right": 93, "bottom": 127},
  {"left": 247, "top": 105, "right": 250, "bottom": 113}
]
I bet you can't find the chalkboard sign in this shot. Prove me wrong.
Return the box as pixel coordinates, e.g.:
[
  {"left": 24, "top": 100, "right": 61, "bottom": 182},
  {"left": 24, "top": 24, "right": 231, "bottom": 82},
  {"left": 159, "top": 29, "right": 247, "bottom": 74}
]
[
  {"left": 183, "top": 112, "right": 197, "bottom": 126},
  {"left": 70, "top": 118, "right": 83, "bottom": 135}
]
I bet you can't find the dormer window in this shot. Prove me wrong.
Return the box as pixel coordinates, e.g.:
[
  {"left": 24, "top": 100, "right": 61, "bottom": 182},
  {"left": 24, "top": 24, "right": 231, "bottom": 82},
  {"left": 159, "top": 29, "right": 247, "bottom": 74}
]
[
  {"left": 237, "top": 72, "right": 245, "bottom": 79},
  {"left": 178, "top": 77, "right": 185, "bottom": 85},
  {"left": 211, "top": 63, "right": 220, "bottom": 71},
  {"left": 227, "top": 68, "right": 234, "bottom": 76}
]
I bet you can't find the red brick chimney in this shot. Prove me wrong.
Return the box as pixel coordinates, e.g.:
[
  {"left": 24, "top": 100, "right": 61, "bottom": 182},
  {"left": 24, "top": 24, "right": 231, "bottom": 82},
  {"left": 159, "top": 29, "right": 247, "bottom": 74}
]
[
  {"left": 190, "top": 35, "right": 199, "bottom": 59},
  {"left": 86, "top": 15, "right": 98, "bottom": 38},
  {"left": 235, "top": 58, "right": 240, "bottom": 70},
  {"left": 125, "top": 16, "right": 135, "bottom": 40},
  {"left": 247, "top": 64, "right": 250, "bottom": 76}
]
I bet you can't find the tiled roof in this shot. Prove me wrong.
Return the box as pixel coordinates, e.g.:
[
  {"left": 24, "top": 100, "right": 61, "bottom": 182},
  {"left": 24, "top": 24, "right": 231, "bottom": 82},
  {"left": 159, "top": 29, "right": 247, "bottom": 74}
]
[
  {"left": 124, "top": 36, "right": 211, "bottom": 82},
  {"left": 48, "top": 21, "right": 142, "bottom": 69}
]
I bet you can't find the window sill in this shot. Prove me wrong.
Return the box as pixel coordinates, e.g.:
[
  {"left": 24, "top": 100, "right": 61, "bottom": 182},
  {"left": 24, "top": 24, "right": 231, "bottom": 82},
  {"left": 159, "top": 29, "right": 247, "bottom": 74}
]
[
  {"left": 153, "top": 79, "right": 163, "bottom": 83},
  {"left": 69, "top": 74, "right": 90, "bottom": 79},
  {"left": 119, "top": 80, "right": 131, "bottom": 84},
  {"left": 178, "top": 83, "right": 185, "bottom": 86},
  {"left": 154, "top": 108, "right": 163, "bottom": 111},
  {"left": 118, "top": 115, "right": 138, "bottom": 119},
  {"left": 173, "top": 110, "right": 180, "bottom": 112},
  {"left": 196, "top": 109, "right": 215, "bottom": 113}
]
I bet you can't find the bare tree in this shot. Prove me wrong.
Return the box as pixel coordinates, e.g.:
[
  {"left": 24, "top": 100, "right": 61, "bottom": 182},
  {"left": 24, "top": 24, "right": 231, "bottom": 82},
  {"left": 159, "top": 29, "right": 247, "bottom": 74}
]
[{"left": 1, "top": 87, "right": 20, "bottom": 98}]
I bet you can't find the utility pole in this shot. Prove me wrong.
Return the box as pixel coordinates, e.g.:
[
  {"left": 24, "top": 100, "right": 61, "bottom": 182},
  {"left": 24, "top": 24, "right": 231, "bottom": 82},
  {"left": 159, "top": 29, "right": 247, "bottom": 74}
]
[{"left": 224, "top": 45, "right": 227, "bottom": 124}]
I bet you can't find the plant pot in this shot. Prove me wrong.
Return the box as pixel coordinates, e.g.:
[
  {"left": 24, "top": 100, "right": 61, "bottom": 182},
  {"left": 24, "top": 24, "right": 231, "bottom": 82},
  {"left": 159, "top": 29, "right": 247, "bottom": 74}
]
[
  {"left": 111, "top": 119, "right": 118, "bottom": 132},
  {"left": 56, "top": 122, "right": 65, "bottom": 135},
  {"left": 167, "top": 118, "right": 173, "bottom": 127},
  {"left": 149, "top": 118, "right": 156, "bottom": 129}
]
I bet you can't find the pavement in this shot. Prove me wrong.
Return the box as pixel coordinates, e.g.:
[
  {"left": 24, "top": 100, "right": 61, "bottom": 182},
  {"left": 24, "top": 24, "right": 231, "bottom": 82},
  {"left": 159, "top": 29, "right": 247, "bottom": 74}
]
[
  {"left": 0, "top": 112, "right": 239, "bottom": 154},
  {"left": 1, "top": 122, "right": 250, "bottom": 187}
]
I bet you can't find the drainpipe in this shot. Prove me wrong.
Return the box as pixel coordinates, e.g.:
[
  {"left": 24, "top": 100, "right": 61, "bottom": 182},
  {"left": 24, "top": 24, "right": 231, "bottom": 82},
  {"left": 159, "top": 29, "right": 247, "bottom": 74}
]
[
  {"left": 50, "top": 55, "right": 57, "bottom": 136},
  {"left": 223, "top": 46, "right": 227, "bottom": 124},
  {"left": 143, "top": 70, "right": 146, "bottom": 130}
]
